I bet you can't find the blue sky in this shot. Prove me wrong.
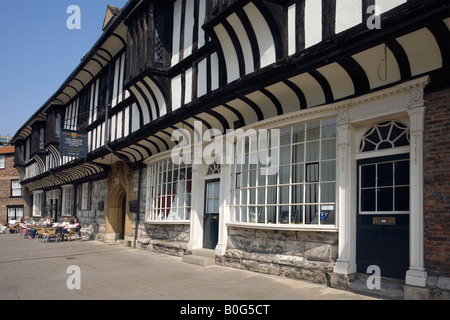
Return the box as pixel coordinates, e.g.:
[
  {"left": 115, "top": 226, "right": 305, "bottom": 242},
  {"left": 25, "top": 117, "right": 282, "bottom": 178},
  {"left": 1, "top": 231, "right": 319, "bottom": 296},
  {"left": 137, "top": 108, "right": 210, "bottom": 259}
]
[{"left": 0, "top": 0, "right": 128, "bottom": 137}]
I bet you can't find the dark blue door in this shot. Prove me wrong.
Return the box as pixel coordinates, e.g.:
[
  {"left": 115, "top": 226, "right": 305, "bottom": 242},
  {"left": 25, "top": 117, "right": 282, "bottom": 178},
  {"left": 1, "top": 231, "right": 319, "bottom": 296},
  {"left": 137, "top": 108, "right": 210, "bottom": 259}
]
[
  {"left": 203, "top": 180, "right": 220, "bottom": 249},
  {"left": 356, "top": 155, "right": 410, "bottom": 279}
]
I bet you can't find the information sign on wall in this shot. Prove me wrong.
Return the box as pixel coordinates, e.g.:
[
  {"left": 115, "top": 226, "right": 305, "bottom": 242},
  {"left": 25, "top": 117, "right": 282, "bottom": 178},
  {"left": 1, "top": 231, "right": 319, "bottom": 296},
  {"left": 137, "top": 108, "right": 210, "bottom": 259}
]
[{"left": 60, "top": 130, "right": 88, "bottom": 158}]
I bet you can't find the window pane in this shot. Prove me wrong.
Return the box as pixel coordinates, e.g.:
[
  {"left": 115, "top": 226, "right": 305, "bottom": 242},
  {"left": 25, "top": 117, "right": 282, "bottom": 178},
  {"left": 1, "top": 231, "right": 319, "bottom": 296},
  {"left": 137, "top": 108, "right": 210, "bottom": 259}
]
[
  {"left": 321, "top": 183, "right": 336, "bottom": 203},
  {"left": 395, "top": 186, "right": 409, "bottom": 211},
  {"left": 249, "top": 188, "right": 256, "bottom": 204},
  {"left": 279, "top": 166, "right": 290, "bottom": 184},
  {"left": 306, "top": 141, "right": 320, "bottom": 161},
  {"left": 293, "top": 124, "right": 305, "bottom": 143},
  {"left": 249, "top": 170, "right": 257, "bottom": 187},
  {"left": 267, "top": 173, "right": 277, "bottom": 186},
  {"left": 267, "top": 187, "right": 277, "bottom": 204},
  {"left": 321, "top": 205, "right": 335, "bottom": 225},
  {"left": 361, "top": 165, "right": 376, "bottom": 188},
  {"left": 280, "top": 146, "right": 291, "bottom": 165},
  {"left": 279, "top": 206, "right": 290, "bottom": 223},
  {"left": 321, "top": 139, "right": 336, "bottom": 160},
  {"left": 241, "top": 189, "right": 247, "bottom": 204},
  {"left": 241, "top": 207, "right": 248, "bottom": 222},
  {"left": 279, "top": 186, "right": 289, "bottom": 204},
  {"left": 293, "top": 164, "right": 304, "bottom": 183},
  {"left": 305, "top": 205, "right": 318, "bottom": 224},
  {"left": 395, "top": 160, "right": 409, "bottom": 186},
  {"left": 292, "top": 185, "right": 303, "bottom": 204},
  {"left": 292, "top": 144, "right": 304, "bottom": 163},
  {"left": 280, "top": 127, "right": 291, "bottom": 145},
  {"left": 377, "top": 187, "right": 393, "bottom": 211},
  {"left": 321, "top": 118, "right": 337, "bottom": 139},
  {"left": 321, "top": 161, "right": 336, "bottom": 182},
  {"left": 361, "top": 189, "right": 376, "bottom": 211},
  {"left": 307, "top": 121, "right": 320, "bottom": 141},
  {"left": 305, "top": 183, "right": 318, "bottom": 203},
  {"left": 306, "top": 163, "right": 319, "bottom": 182},
  {"left": 291, "top": 205, "right": 303, "bottom": 224},
  {"left": 267, "top": 206, "right": 276, "bottom": 223},
  {"left": 378, "top": 163, "right": 393, "bottom": 187}
]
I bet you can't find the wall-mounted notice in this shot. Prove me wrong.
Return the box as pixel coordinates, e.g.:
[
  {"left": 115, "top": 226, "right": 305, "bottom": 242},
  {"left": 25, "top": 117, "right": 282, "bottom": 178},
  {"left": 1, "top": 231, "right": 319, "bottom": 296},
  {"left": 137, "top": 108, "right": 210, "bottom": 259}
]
[{"left": 60, "top": 130, "right": 88, "bottom": 158}]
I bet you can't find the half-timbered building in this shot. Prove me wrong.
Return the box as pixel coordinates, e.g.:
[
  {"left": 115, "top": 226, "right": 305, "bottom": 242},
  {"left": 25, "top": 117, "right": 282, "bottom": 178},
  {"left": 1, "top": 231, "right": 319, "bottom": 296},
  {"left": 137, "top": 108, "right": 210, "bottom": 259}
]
[{"left": 12, "top": 0, "right": 450, "bottom": 299}]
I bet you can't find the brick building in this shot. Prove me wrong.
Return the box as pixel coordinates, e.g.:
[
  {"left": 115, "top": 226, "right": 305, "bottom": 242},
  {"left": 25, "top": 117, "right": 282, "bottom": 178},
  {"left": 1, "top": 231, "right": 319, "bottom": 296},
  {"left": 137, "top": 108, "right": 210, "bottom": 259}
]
[
  {"left": 0, "top": 146, "right": 29, "bottom": 225},
  {"left": 11, "top": 0, "right": 450, "bottom": 299}
]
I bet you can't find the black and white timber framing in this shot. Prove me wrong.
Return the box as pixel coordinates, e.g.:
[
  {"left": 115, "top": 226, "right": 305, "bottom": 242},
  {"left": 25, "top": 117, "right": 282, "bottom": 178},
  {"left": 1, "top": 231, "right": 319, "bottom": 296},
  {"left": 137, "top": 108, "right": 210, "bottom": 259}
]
[
  {"left": 10, "top": 0, "right": 450, "bottom": 293},
  {"left": 13, "top": 0, "right": 450, "bottom": 190}
]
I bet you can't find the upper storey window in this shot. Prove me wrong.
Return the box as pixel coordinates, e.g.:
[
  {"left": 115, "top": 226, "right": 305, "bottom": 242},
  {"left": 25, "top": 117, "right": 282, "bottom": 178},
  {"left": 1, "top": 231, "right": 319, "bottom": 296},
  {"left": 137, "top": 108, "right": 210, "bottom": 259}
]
[
  {"left": 125, "top": 2, "right": 173, "bottom": 83},
  {"left": 154, "top": 5, "right": 171, "bottom": 63}
]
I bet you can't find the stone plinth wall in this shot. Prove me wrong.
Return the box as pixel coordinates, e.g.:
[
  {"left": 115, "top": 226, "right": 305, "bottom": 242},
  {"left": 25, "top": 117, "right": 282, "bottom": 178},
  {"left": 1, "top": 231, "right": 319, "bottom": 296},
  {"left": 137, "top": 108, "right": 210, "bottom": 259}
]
[
  {"left": 216, "top": 227, "right": 338, "bottom": 285},
  {"left": 137, "top": 223, "right": 190, "bottom": 256},
  {"left": 76, "top": 179, "right": 107, "bottom": 241}
]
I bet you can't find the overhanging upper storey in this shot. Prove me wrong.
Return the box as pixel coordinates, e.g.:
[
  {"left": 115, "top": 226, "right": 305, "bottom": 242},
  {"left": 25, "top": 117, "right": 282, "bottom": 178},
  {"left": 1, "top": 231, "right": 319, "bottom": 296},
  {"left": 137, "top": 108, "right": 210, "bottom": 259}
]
[
  {"left": 202, "top": 0, "right": 450, "bottom": 88},
  {"left": 12, "top": 1, "right": 141, "bottom": 190},
  {"left": 103, "top": 0, "right": 450, "bottom": 164}
]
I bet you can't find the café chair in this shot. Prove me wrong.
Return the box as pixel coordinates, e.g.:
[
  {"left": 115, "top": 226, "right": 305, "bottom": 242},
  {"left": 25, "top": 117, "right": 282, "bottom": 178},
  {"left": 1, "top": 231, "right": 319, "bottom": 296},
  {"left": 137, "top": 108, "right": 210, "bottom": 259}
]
[
  {"left": 8, "top": 224, "right": 18, "bottom": 234},
  {"left": 44, "top": 228, "right": 60, "bottom": 243},
  {"left": 34, "top": 226, "right": 45, "bottom": 243},
  {"left": 64, "top": 228, "right": 81, "bottom": 242}
]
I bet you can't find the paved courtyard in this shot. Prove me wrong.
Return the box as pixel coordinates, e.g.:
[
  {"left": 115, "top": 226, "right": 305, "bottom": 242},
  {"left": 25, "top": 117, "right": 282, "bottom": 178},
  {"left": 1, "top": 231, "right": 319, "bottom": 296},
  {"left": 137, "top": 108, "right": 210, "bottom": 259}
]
[{"left": 0, "top": 233, "right": 377, "bottom": 303}]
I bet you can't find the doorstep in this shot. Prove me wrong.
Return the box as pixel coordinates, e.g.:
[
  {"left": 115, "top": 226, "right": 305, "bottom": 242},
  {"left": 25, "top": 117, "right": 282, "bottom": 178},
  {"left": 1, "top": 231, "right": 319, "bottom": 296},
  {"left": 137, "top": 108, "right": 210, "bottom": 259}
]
[
  {"left": 348, "top": 273, "right": 404, "bottom": 300},
  {"left": 182, "top": 248, "right": 215, "bottom": 267}
]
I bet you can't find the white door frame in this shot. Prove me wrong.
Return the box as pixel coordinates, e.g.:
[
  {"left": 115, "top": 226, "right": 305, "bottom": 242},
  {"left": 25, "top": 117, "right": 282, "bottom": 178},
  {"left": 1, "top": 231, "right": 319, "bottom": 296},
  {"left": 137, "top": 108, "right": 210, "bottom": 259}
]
[{"left": 333, "top": 76, "right": 429, "bottom": 287}]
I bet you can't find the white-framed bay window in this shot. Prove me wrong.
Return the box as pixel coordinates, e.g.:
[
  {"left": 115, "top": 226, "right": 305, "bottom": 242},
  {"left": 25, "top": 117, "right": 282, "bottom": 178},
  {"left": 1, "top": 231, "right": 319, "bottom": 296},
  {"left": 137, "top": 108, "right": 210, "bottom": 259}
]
[
  {"left": 32, "top": 191, "right": 44, "bottom": 217},
  {"left": 230, "top": 118, "right": 337, "bottom": 228},
  {"left": 62, "top": 185, "right": 74, "bottom": 216},
  {"left": 146, "top": 158, "right": 192, "bottom": 222}
]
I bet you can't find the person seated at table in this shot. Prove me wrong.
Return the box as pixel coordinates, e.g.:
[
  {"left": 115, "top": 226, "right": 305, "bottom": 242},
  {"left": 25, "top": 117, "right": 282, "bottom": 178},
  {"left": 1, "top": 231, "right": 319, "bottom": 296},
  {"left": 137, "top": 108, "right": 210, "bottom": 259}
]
[
  {"left": 61, "top": 217, "right": 70, "bottom": 228},
  {"left": 73, "top": 218, "right": 82, "bottom": 237},
  {"left": 18, "top": 218, "right": 32, "bottom": 234},
  {"left": 28, "top": 227, "right": 38, "bottom": 239},
  {"left": 8, "top": 219, "right": 18, "bottom": 233},
  {"left": 43, "top": 216, "right": 52, "bottom": 226},
  {"left": 61, "top": 219, "right": 78, "bottom": 238}
]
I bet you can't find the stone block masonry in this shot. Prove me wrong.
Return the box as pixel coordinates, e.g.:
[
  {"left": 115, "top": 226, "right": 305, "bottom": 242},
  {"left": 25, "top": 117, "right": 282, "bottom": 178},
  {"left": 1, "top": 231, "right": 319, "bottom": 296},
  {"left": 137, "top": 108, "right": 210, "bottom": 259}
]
[
  {"left": 138, "top": 223, "right": 191, "bottom": 256},
  {"left": 216, "top": 227, "right": 338, "bottom": 286}
]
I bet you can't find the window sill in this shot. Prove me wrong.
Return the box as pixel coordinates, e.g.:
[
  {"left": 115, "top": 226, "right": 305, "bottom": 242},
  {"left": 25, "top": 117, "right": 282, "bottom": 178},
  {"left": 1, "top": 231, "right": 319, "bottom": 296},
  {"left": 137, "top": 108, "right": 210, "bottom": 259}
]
[
  {"left": 145, "top": 220, "right": 190, "bottom": 225},
  {"left": 227, "top": 222, "right": 338, "bottom": 232}
]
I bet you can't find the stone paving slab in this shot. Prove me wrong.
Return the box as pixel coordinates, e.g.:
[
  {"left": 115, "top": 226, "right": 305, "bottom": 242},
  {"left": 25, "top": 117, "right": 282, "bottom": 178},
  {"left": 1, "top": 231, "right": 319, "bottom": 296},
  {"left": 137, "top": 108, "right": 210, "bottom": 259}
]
[{"left": 0, "top": 233, "right": 377, "bottom": 303}]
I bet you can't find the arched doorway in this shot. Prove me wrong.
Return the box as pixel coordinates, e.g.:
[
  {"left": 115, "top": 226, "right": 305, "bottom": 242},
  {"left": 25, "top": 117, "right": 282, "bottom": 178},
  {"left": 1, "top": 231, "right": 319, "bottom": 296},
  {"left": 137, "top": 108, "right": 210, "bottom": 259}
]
[{"left": 104, "top": 162, "right": 135, "bottom": 243}]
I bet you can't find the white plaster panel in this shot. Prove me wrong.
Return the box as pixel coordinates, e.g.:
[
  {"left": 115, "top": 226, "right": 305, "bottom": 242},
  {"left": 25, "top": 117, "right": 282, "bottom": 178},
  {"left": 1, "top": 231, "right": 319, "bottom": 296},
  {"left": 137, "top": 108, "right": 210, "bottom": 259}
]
[
  {"left": 396, "top": 28, "right": 442, "bottom": 77},
  {"left": 305, "top": 0, "right": 322, "bottom": 48},
  {"left": 227, "top": 13, "right": 254, "bottom": 75},
  {"left": 288, "top": 73, "right": 326, "bottom": 108},
  {"left": 243, "top": 2, "right": 276, "bottom": 68},
  {"left": 317, "top": 63, "right": 355, "bottom": 100},
  {"left": 335, "top": 0, "right": 362, "bottom": 33},
  {"left": 214, "top": 23, "right": 240, "bottom": 83},
  {"left": 352, "top": 44, "right": 401, "bottom": 89},
  {"left": 265, "top": 82, "right": 300, "bottom": 115}
]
